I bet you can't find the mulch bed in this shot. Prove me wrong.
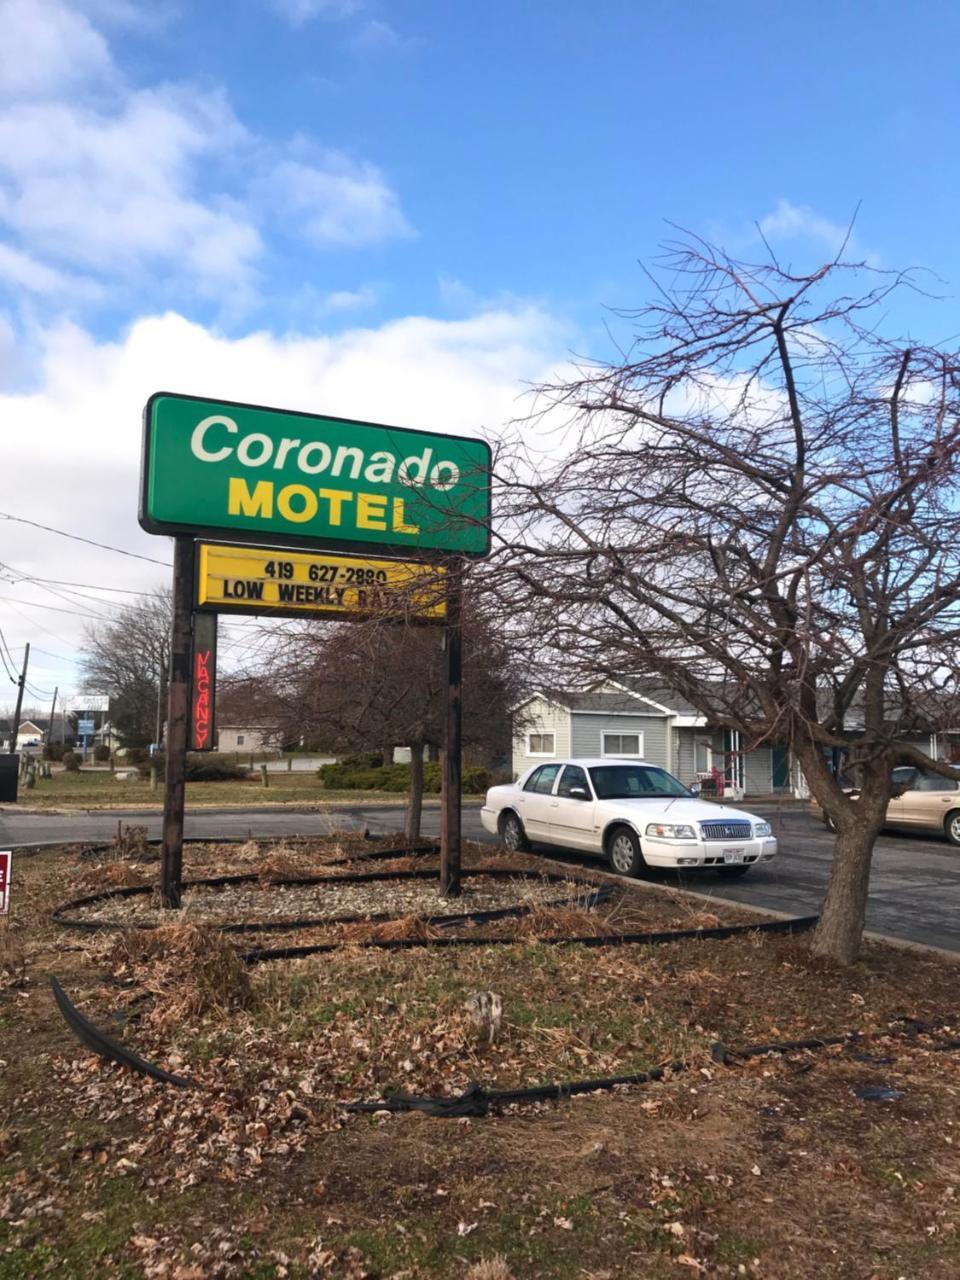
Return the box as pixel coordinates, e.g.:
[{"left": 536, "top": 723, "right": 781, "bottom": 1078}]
[{"left": 2, "top": 835, "right": 959, "bottom": 1278}]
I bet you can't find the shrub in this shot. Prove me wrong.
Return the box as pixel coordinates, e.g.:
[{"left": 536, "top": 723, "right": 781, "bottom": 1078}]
[
  {"left": 93, "top": 744, "right": 111, "bottom": 763},
  {"left": 139, "top": 753, "right": 250, "bottom": 782},
  {"left": 317, "top": 761, "right": 492, "bottom": 794},
  {"left": 62, "top": 751, "right": 81, "bottom": 772},
  {"left": 43, "top": 742, "right": 65, "bottom": 762},
  {"left": 121, "top": 746, "right": 149, "bottom": 765}
]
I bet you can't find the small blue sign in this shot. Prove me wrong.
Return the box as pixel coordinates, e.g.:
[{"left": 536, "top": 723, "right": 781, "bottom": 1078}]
[{"left": 77, "top": 719, "right": 95, "bottom": 736}]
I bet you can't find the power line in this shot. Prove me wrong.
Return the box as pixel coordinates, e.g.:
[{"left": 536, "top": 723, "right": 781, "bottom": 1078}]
[
  {"left": 2, "top": 570, "right": 160, "bottom": 598},
  {"left": 0, "top": 567, "right": 116, "bottom": 621},
  {"left": 0, "top": 595, "right": 107, "bottom": 621},
  {"left": 32, "top": 646, "right": 77, "bottom": 662},
  {"left": 0, "top": 511, "right": 172, "bottom": 566}
]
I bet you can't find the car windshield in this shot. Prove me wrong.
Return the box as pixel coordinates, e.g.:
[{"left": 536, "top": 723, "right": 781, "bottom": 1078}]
[{"left": 588, "top": 764, "right": 692, "bottom": 800}]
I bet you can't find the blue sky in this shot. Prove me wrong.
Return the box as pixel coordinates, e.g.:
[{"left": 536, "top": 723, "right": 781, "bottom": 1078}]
[{"left": 1, "top": 0, "right": 958, "bottom": 704}]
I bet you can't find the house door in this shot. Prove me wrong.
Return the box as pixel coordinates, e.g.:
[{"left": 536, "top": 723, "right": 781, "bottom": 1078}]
[{"left": 772, "top": 745, "right": 790, "bottom": 790}]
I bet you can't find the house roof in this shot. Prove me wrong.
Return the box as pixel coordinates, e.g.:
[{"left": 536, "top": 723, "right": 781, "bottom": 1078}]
[
  {"left": 0, "top": 717, "right": 50, "bottom": 733},
  {"left": 513, "top": 683, "right": 703, "bottom": 717}
]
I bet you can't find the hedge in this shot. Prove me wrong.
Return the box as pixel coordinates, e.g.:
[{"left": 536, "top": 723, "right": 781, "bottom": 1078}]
[
  {"left": 138, "top": 754, "right": 250, "bottom": 782},
  {"left": 317, "top": 761, "right": 492, "bottom": 794}
]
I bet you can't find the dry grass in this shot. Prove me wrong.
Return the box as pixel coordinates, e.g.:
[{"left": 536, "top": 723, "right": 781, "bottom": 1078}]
[
  {"left": 337, "top": 914, "right": 443, "bottom": 944},
  {"left": 76, "top": 860, "right": 151, "bottom": 892},
  {"left": 0, "top": 919, "right": 25, "bottom": 990},
  {"left": 515, "top": 902, "right": 620, "bottom": 939},
  {"left": 466, "top": 1259, "right": 516, "bottom": 1280},
  {"left": 109, "top": 922, "right": 254, "bottom": 1032}
]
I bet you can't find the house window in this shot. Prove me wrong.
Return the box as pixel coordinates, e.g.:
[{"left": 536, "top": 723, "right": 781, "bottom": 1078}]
[
  {"left": 602, "top": 732, "right": 643, "bottom": 758},
  {"left": 694, "top": 739, "right": 713, "bottom": 773},
  {"left": 527, "top": 732, "right": 555, "bottom": 756},
  {"left": 236, "top": 735, "right": 245, "bottom": 746}
]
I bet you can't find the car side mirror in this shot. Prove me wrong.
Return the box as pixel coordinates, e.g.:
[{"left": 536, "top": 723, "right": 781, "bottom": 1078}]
[
  {"left": 569, "top": 786, "right": 588, "bottom": 800},
  {"left": 689, "top": 782, "right": 700, "bottom": 796}
]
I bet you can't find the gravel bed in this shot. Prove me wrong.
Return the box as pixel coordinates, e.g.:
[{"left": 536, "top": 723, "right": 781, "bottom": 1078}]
[{"left": 70, "top": 873, "right": 590, "bottom": 928}]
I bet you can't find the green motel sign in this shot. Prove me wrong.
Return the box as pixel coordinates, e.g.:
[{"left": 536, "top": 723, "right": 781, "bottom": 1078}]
[{"left": 139, "top": 393, "right": 492, "bottom": 557}]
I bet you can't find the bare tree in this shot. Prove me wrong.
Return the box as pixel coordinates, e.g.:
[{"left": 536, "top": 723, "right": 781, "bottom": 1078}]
[
  {"left": 490, "top": 235, "right": 960, "bottom": 964},
  {"left": 260, "top": 602, "right": 522, "bottom": 841},
  {"left": 79, "top": 592, "right": 171, "bottom": 747}
]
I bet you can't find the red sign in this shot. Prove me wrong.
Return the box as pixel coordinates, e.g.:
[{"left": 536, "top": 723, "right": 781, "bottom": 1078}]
[
  {"left": 190, "top": 612, "right": 217, "bottom": 751},
  {"left": 0, "top": 851, "right": 10, "bottom": 915}
]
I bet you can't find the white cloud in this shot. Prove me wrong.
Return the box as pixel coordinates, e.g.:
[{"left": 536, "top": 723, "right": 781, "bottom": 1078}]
[
  {"left": 350, "top": 19, "right": 407, "bottom": 52},
  {"left": 0, "top": 304, "right": 566, "bottom": 690},
  {"left": 759, "top": 200, "right": 856, "bottom": 254},
  {"left": 0, "top": 87, "right": 262, "bottom": 290},
  {"left": 269, "top": 155, "right": 413, "bottom": 247},
  {"left": 0, "top": 0, "right": 114, "bottom": 97},
  {"left": 0, "top": 0, "right": 413, "bottom": 313},
  {"left": 319, "top": 285, "right": 377, "bottom": 312},
  {"left": 269, "top": 0, "right": 362, "bottom": 26},
  {"left": 0, "top": 243, "right": 102, "bottom": 299}
]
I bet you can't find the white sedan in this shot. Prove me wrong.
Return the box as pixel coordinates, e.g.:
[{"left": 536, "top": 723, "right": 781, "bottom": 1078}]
[{"left": 481, "top": 758, "right": 777, "bottom": 878}]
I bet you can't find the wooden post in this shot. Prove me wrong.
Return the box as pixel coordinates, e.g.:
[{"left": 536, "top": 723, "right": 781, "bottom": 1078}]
[
  {"left": 161, "top": 536, "right": 195, "bottom": 909},
  {"left": 440, "top": 559, "right": 463, "bottom": 897}
]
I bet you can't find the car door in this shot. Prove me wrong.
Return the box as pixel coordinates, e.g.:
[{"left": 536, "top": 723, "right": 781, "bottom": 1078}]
[
  {"left": 886, "top": 767, "right": 918, "bottom": 828},
  {"left": 515, "top": 763, "right": 563, "bottom": 838},
  {"left": 547, "top": 764, "right": 598, "bottom": 851},
  {"left": 897, "top": 770, "right": 959, "bottom": 831}
]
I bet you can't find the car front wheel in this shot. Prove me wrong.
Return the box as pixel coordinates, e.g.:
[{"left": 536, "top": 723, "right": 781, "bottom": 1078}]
[
  {"left": 499, "top": 811, "right": 530, "bottom": 853},
  {"left": 944, "top": 811, "right": 960, "bottom": 847},
  {"left": 607, "top": 825, "right": 645, "bottom": 877}
]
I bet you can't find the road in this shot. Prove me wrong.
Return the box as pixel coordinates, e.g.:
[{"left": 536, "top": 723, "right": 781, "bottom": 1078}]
[{"left": 3, "top": 803, "right": 959, "bottom": 953}]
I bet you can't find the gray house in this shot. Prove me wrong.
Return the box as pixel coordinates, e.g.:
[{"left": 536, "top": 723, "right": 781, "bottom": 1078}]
[{"left": 511, "top": 682, "right": 793, "bottom": 798}]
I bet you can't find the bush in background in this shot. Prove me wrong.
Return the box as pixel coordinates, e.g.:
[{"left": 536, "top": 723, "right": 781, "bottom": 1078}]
[
  {"left": 139, "top": 754, "right": 250, "bottom": 783},
  {"left": 62, "top": 751, "right": 81, "bottom": 772},
  {"left": 43, "top": 742, "right": 65, "bottom": 762},
  {"left": 93, "top": 744, "right": 111, "bottom": 763},
  {"left": 317, "top": 761, "right": 492, "bottom": 794}
]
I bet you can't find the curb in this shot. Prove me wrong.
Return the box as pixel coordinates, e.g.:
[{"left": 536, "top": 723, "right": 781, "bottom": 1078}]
[{"left": 536, "top": 853, "right": 960, "bottom": 961}]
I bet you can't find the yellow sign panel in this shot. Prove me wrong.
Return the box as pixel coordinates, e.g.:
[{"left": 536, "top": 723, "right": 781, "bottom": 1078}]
[{"left": 196, "top": 543, "right": 446, "bottom": 621}]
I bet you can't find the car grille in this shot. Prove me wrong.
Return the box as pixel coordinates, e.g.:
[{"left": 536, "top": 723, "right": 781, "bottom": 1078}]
[{"left": 700, "top": 821, "right": 753, "bottom": 841}]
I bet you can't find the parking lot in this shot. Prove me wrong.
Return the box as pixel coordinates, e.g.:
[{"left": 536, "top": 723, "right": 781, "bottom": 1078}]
[{"left": 4, "top": 800, "right": 959, "bottom": 952}]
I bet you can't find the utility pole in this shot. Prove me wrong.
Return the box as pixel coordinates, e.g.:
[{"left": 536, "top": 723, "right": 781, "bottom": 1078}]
[
  {"left": 10, "top": 642, "right": 29, "bottom": 754},
  {"left": 161, "top": 538, "right": 194, "bottom": 908},
  {"left": 150, "top": 653, "right": 167, "bottom": 792},
  {"left": 440, "top": 561, "right": 463, "bottom": 898},
  {"left": 45, "top": 685, "right": 58, "bottom": 744}
]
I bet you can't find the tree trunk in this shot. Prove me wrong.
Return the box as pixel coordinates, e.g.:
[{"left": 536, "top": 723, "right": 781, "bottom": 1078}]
[
  {"left": 405, "top": 741, "right": 424, "bottom": 844},
  {"left": 792, "top": 740, "right": 888, "bottom": 966},
  {"left": 809, "top": 819, "right": 879, "bottom": 964}
]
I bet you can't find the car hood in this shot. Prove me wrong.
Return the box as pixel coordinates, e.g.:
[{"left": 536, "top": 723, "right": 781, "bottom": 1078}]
[{"left": 597, "top": 797, "right": 763, "bottom": 826}]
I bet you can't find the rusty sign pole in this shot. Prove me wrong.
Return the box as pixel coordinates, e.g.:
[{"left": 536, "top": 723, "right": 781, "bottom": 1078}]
[
  {"left": 161, "top": 536, "right": 195, "bottom": 908},
  {"left": 440, "top": 558, "right": 463, "bottom": 898}
]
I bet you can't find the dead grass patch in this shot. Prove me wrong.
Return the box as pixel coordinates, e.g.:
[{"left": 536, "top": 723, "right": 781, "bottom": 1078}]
[
  {"left": 0, "top": 919, "right": 26, "bottom": 990},
  {"left": 337, "top": 914, "right": 444, "bottom": 944},
  {"left": 466, "top": 1258, "right": 516, "bottom": 1280},
  {"left": 109, "top": 922, "right": 253, "bottom": 1032},
  {"left": 75, "top": 860, "right": 151, "bottom": 892}
]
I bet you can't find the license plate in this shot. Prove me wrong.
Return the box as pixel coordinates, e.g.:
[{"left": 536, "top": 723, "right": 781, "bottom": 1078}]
[{"left": 723, "top": 849, "right": 745, "bottom": 864}]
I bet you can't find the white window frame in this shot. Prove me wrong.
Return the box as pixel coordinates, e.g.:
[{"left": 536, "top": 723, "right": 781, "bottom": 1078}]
[
  {"left": 526, "top": 731, "right": 556, "bottom": 757},
  {"left": 601, "top": 731, "right": 644, "bottom": 758}
]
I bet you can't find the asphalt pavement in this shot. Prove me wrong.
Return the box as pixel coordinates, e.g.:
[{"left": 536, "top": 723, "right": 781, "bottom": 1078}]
[{"left": 3, "top": 802, "right": 959, "bottom": 953}]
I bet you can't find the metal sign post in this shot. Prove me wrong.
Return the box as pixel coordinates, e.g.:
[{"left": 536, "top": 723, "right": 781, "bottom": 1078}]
[
  {"left": 440, "top": 560, "right": 463, "bottom": 898},
  {"left": 161, "top": 536, "right": 196, "bottom": 908},
  {"left": 140, "top": 392, "right": 491, "bottom": 907}
]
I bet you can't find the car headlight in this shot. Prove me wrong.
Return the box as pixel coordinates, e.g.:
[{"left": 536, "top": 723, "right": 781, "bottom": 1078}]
[
  {"left": 646, "top": 823, "right": 697, "bottom": 839},
  {"left": 754, "top": 821, "right": 772, "bottom": 837}
]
